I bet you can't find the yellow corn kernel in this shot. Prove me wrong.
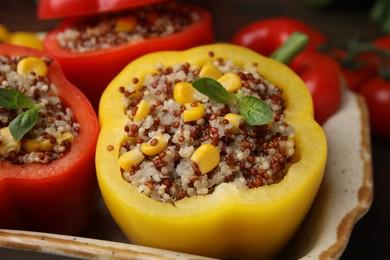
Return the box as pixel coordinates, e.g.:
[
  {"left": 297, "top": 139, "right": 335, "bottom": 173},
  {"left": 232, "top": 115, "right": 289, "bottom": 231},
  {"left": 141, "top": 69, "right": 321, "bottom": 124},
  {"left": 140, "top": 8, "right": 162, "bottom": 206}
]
[
  {"left": 39, "top": 139, "right": 55, "bottom": 151},
  {"left": 217, "top": 72, "right": 242, "bottom": 92},
  {"left": 182, "top": 102, "right": 205, "bottom": 122},
  {"left": 22, "top": 138, "right": 55, "bottom": 152},
  {"left": 191, "top": 144, "right": 220, "bottom": 175},
  {"left": 56, "top": 132, "right": 74, "bottom": 145},
  {"left": 9, "top": 32, "right": 43, "bottom": 50},
  {"left": 173, "top": 82, "right": 198, "bottom": 105},
  {"left": 223, "top": 113, "right": 244, "bottom": 134},
  {"left": 0, "top": 127, "right": 21, "bottom": 158},
  {"left": 115, "top": 16, "right": 137, "bottom": 32},
  {"left": 22, "top": 138, "right": 40, "bottom": 152},
  {"left": 17, "top": 57, "right": 48, "bottom": 77},
  {"left": 118, "top": 147, "right": 145, "bottom": 172},
  {"left": 0, "top": 24, "right": 10, "bottom": 43},
  {"left": 133, "top": 100, "right": 151, "bottom": 122},
  {"left": 140, "top": 133, "right": 168, "bottom": 156},
  {"left": 199, "top": 63, "right": 223, "bottom": 80}
]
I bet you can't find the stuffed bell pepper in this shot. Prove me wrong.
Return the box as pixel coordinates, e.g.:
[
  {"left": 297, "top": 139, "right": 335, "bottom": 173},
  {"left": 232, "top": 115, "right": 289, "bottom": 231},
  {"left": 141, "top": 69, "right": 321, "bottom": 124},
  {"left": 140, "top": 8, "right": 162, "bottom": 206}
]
[
  {"left": 96, "top": 43, "right": 327, "bottom": 259},
  {"left": 38, "top": 0, "right": 215, "bottom": 110},
  {"left": 0, "top": 44, "right": 99, "bottom": 235}
]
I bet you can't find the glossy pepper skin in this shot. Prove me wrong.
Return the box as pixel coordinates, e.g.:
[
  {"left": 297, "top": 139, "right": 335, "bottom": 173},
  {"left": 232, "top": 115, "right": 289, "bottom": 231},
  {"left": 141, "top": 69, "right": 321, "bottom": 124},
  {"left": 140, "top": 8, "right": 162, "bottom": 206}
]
[
  {"left": 231, "top": 17, "right": 326, "bottom": 56},
  {"left": 37, "top": 0, "right": 166, "bottom": 19},
  {"left": 96, "top": 44, "right": 327, "bottom": 259},
  {"left": 40, "top": 1, "right": 215, "bottom": 111},
  {"left": 289, "top": 50, "right": 342, "bottom": 125},
  {"left": 0, "top": 44, "right": 99, "bottom": 235},
  {"left": 232, "top": 17, "right": 342, "bottom": 125}
]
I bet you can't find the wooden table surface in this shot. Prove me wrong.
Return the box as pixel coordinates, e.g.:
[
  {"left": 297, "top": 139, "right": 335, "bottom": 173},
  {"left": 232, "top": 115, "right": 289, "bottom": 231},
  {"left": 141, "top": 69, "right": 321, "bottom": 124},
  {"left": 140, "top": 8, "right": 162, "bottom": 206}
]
[{"left": 1, "top": 0, "right": 389, "bottom": 259}]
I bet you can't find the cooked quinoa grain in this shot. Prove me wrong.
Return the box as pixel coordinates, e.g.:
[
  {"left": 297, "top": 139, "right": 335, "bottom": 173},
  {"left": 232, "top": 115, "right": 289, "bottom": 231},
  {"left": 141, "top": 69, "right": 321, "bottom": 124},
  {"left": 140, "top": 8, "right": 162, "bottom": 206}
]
[
  {"left": 119, "top": 56, "right": 295, "bottom": 203},
  {"left": 0, "top": 55, "right": 79, "bottom": 164},
  {"left": 56, "top": 2, "right": 200, "bottom": 52}
]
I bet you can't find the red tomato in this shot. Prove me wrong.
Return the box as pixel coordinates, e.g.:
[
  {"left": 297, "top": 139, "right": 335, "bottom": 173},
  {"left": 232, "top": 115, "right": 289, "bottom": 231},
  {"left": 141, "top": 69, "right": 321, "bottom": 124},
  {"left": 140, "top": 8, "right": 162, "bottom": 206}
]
[
  {"left": 359, "top": 77, "right": 390, "bottom": 141},
  {"left": 374, "top": 35, "right": 390, "bottom": 49},
  {"left": 0, "top": 44, "right": 99, "bottom": 235},
  {"left": 289, "top": 51, "right": 342, "bottom": 125},
  {"left": 325, "top": 48, "right": 378, "bottom": 91},
  {"left": 231, "top": 17, "right": 326, "bottom": 57}
]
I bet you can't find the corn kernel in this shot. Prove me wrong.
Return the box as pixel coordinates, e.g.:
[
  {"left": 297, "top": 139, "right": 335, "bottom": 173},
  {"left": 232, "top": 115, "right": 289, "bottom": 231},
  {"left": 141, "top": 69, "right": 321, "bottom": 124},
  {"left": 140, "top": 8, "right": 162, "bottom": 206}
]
[
  {"left": 0, "top": 24, "right": 10, "bottom": 43},
  {"left": 22, "top": 138, "right": 55, "bottom": 152},
  {"left": 22, "top": 138, "right": 40, "bottom": 152},
  {"left": 9, "top": 32, "right": 43, "bottom": 50},
  {"left": 217, "top": 72, "right": 242, "bottom": 92},
  {"left": 115, "top": 16, "right": 137, "bottom": 32},
  {"left": 133, "top": 100, "right": 151, "bottom": 122},
  {"left": 39, "top": 139, "right": 55, "bottom": 151},
  {"left": 223, "top": 113, "right": 244, "bottom": 134},
  {"left": 199, "top": 63, "right": 223, "bottom": 79},
  {"left": 118, "top": 147, "right": 145, "bottom": 172},
  {"left": 17, "top": 57, "right": 48, "bottom": 77},
  {"left": 191, "top": 144, "right": 220, "bottom": 175},
  {"left": 56, "top": 132, "right": 74, "bottom": 145},
  {"left": 140, "top": 133, "right": 168, "bottom": 156},
  {"left": 173, "top": 82, "right": 198, "bottom": 105},
  {"left": 182, "top": 102, "right": 205, "bottom": 122},
  {"left": 0, "top": 127, "right": 21, "bottom": 158}
]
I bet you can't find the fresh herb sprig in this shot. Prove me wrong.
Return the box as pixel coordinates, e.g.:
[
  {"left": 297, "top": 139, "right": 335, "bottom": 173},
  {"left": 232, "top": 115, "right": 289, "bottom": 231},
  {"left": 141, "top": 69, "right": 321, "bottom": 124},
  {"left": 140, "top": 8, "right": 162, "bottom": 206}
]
[
  {"left": 0, "top": 88, "right": 42, "bottom": 140},
  {"left": 192, "top": 78, "right": 272, "bottom": 126}
]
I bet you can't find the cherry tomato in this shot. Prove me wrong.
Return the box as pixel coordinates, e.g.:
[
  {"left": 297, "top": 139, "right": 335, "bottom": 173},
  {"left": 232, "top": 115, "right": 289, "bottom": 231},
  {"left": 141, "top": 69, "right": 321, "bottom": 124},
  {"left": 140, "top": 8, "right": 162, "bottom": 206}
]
[
  {"left": 325, "top": 48, "right": 377, "bottom": 91},
  {"left": 359, "top": 77, "right": 390, "bottom": 141}
]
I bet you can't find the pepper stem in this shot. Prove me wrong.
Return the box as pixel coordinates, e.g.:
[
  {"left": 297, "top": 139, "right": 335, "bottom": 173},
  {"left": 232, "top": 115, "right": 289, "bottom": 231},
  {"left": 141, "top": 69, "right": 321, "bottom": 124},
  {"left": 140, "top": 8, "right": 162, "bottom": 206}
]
[{"left": 270, "top": 32, "right": 309, "bottom": 64}]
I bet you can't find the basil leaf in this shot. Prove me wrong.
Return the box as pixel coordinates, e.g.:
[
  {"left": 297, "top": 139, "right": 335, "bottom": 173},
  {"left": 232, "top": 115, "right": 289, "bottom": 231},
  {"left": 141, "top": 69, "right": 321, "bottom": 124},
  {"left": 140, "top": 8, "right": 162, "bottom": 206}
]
[
  {"left": 237, "top": 96, "right": 273, "bottom": 126},
  {"left": 9, "top": 104, "right": 42, "bottom": 140},
  {"left": 192, "top": 78, "right": 236, "bottom": 104},
  {"left": 0, "top": 88, "right": 35, "bottom": 109}
]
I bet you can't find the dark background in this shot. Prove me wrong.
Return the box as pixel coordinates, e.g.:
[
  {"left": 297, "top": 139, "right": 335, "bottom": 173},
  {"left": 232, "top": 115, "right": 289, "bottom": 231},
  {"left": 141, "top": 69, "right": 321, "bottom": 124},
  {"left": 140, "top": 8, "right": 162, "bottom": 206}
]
[{"left": 1, "top": 0, "right": 389, "bottom": 259}]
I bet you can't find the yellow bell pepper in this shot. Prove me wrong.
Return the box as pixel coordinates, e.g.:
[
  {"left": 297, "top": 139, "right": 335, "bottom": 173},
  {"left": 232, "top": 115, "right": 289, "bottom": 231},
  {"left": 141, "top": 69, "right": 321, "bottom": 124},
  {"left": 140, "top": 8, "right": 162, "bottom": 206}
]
[{"left": 96, "top": 44, "right": 327, "bottom": 259}]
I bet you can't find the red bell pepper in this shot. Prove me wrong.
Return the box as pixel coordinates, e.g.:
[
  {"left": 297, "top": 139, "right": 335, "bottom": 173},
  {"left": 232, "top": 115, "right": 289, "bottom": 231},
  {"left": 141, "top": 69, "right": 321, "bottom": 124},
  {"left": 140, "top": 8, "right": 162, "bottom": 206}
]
[
  {"left": 231, "top": 17, "right": 326, "bottom": 57},
  {"left": 37, "top": 0, "right": 166, "bottom": 19},
  {"left": 232, "top": 18, "right": 342, "bottom": 125},
  {"left": 288, "top": 51, "right": 342, "bottom": 125},
  {"left": 39, "top": 1, "right": 215, "bottom": 111},
  {"left": 0, "top": 44, "right": 99, "bottom": 235}
]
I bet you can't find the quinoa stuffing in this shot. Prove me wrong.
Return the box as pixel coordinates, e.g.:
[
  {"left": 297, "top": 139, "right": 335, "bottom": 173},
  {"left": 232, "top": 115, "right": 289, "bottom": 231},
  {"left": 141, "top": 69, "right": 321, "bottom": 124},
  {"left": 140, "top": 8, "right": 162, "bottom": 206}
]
[
  {"left": 118, "top": 56, "right": 295, "bottom": 203},
  {"left": 0, "top": 54, "right": 79, "bottom": 164},
  {"left": 56, "top": 2, "right": 200, "bottom": 52}
]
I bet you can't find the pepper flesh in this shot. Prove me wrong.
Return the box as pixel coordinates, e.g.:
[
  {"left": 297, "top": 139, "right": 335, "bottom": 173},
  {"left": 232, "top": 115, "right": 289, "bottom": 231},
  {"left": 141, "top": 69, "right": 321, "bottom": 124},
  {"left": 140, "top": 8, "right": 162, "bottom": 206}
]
[
  {"left": 0, "top": 44, "right": 99, "bottom": 235},
  {"left": 96, "top": 44, "right": 327, "bottom": 259}
]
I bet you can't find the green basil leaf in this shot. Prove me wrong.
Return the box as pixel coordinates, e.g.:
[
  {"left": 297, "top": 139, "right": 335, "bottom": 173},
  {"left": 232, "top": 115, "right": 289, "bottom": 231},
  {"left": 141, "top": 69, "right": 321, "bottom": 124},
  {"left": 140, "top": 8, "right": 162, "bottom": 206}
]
[
  {"left": 192, "top": 78, "right": 236, "bottom": 104},
  {"left": 0, "top": 88, "right": 35, "bottom": 109},
  {"left": 237, "top": 96, "right": 273, "bottom": 126},
  {"left": 9, "top": 104, "right": 42, "bottom": 140}
]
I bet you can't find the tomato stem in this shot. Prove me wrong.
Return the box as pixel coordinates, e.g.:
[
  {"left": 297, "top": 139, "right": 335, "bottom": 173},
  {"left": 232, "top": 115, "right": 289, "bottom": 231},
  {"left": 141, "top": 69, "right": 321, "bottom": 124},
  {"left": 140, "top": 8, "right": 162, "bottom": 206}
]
[
  {"left": 370, "top": 0, "right": 390, "bottom": 34},
  {"left": 319, "top": 37, "right": 390, "bottom": 81},
  {"left": 270, "top": 32, "right": 309, "bottom": 64}
]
